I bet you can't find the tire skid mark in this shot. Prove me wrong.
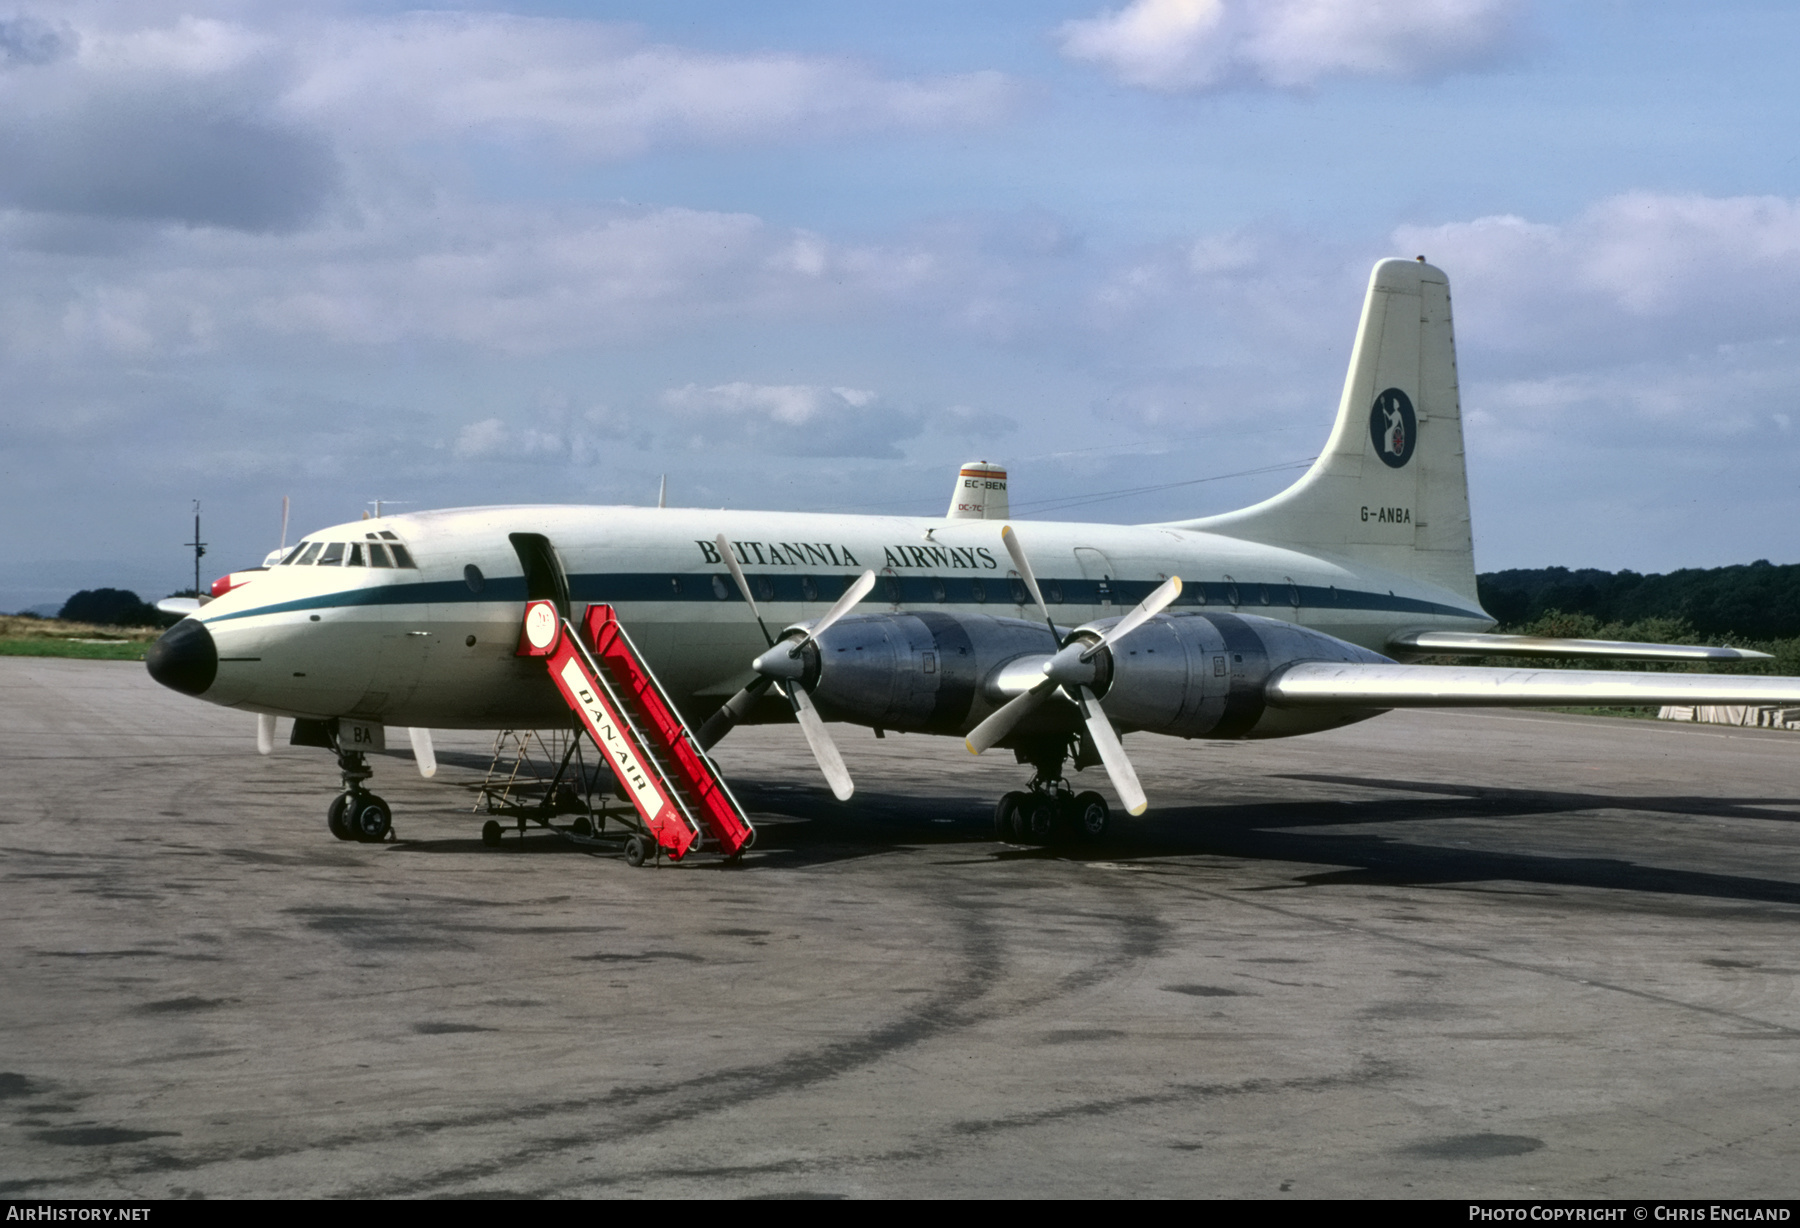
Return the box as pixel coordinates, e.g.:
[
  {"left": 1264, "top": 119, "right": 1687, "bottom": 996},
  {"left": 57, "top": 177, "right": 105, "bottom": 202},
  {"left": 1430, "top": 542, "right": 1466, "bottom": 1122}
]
[
  {"left": 355, "top": 896, "right": 1009, "bottom": 1197},
  {"left": 61, "top": 852, "right": 1170, "bottom": 1194},
  {"left": 537, "top": 1059, "right": 1398, "bottom": 1196},
  {"left": 387, "top": 865, "right": 1179, "bottom": 1198},
  {"left": 1164, "top": 874, "right": 1800, "bottom": 1038}
]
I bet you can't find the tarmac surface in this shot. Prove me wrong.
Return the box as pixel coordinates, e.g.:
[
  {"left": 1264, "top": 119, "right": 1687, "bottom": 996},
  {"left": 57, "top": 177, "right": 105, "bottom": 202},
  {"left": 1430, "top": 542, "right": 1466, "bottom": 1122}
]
[{"left": 3, "top": 656, "right": 1800, "bottom": 1199}]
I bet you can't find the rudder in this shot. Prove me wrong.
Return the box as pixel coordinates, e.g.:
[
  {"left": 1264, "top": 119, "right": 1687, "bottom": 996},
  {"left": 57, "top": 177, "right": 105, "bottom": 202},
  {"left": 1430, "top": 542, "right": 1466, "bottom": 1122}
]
[{"left": 1177, "top": 257, "right": 1477, "bottom": 604}]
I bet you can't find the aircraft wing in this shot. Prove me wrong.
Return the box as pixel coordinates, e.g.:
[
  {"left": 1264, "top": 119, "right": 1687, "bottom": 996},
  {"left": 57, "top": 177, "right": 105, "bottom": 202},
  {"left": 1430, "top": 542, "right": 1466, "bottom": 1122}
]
[
  {"left": 1267, "top": 662, "right": 1800, "bottom": 709},
  {"left": 1387, "top": 630, "right": 1770, "bottom": 663}
]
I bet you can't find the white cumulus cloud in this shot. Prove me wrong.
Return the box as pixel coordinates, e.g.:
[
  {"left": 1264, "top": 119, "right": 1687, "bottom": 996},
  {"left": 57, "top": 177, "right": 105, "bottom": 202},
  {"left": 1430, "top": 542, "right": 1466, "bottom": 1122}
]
[
  {"left": 284, "top": 12, "right": 1018, "bottom": 159},
  {"left": 1395, "top": 192, "right": 1800, "bottom": 360},
  {"left": 0, "top": 8, "right": 1018, "bottom": 232},
  {"left": 1057, "top": 0, "right": 1530, "bottom": 92},
  {"left": 660, "top": 382, "right": 919, "bottom": 457}
]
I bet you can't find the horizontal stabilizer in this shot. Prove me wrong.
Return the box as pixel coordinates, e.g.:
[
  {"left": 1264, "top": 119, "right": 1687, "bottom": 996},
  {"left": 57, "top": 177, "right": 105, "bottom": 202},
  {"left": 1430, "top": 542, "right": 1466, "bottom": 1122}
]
[
  {"left": 1268, "top": 662, "right": 1800, "bottom": 709},
  {"left": 1388, "top": 630, "right": 1771, "bottom": 663}
]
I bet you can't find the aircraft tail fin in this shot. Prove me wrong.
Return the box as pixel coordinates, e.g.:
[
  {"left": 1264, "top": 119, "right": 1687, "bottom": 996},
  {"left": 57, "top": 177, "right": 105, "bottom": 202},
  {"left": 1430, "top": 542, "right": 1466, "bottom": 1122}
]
[{"left": 1177, "top": 257, "right": 1478, "bottom": 605}]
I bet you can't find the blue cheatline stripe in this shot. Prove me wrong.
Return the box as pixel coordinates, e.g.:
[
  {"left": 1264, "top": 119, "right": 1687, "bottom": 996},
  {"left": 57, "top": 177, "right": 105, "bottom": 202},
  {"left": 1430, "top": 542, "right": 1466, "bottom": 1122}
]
[{"left": 202, "top": 571, "right": 1487, "bottom": 625}]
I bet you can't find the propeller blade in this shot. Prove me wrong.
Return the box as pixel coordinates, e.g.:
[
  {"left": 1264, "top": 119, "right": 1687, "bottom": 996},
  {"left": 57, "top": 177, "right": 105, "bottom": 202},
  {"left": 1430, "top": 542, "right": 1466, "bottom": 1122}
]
[
  {"left": 407, "top": 726, "right": 438, "bottom": 778},
  {"left": 964, "top": 678, "right": 1057, "bottom": 755},
  {"left": 796, "top": 569, "right": 876, "bottom": 650},
  {"left": 716, "top": 533, "right": 773, "bottom": 647},
  {"left": 256, "top": 713, "right": 276, "bottom": 755},
  {"left": 1077, "top": 685, "right": 1147, "bottom": 816},
  {"left": 1000, "top": 525, "right": 1055, "bottom": 630},
  {"left": 787, "top": 682, "right": 854, "bottom": 800},
  {"left": 1084, "top": 575, "right": 1183, "bottom": 659},
  {"left": 695, "top": 675, "right": 775, "bottom": 750}
]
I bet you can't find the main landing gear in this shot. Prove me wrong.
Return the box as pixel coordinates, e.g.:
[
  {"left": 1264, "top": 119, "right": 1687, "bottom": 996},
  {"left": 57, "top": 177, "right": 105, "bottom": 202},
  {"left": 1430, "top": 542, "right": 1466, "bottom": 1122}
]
[
  {"left": 993, "top": 739, "right": 1110, "bottom": 846},
  {"left": 326, "top": 747, "right": 392, "bottom": 843}
]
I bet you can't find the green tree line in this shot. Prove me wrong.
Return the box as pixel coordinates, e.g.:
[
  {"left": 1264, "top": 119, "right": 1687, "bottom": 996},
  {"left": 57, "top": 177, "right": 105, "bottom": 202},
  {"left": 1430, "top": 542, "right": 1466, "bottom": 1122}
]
[{"left": 1478, "top": 560, "right": 1800, "bottom": 640}]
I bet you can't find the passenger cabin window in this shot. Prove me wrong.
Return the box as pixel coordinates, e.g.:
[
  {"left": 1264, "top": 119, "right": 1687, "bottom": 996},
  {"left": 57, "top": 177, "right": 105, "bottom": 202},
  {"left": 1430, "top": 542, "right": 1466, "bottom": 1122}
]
[
  {"left": 367, "top": 543, "right": 393, "bottom": 567},
  {"left": 970, "top": 578, "right": 987, "bottom": 604},
  {"left": 297, "top": 542, "right": 323, "bottom": 565},
  {"left": 1043, "top": 579, "right": 1063, "bottom": 604},
  {"left": 801, "top": 575, "right": 819, "bottom": 602},
  {"left": 346, "top": 543, "right": 365, "bottom": 566},
  {"left": 318, "top": 542, "right": 345, "bottom": 565},
  {"left": 929, "top": 577, "right": 946, "bottom": 603}
]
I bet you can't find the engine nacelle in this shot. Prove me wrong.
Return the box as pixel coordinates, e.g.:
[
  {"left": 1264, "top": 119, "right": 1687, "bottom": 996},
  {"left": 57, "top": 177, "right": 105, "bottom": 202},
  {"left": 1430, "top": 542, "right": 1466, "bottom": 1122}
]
[
  {"left": 791, "top": 612, "right": 1056, "bottom": 734},
  {"left": 1080, "top": 611, "right": 1391, "bottom": 739},
  {"left": 788, "top": 608, "right": 1391, "bottom": 742}
]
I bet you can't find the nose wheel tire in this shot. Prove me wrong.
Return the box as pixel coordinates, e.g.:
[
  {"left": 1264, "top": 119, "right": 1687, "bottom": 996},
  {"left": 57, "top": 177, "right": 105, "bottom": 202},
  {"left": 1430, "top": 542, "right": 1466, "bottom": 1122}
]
[
  {"left": 351, "top": 795, "right": 392, "bottom": 843},
  {"left": 327, "top": 793, "right": 356, "bottom": 841}
]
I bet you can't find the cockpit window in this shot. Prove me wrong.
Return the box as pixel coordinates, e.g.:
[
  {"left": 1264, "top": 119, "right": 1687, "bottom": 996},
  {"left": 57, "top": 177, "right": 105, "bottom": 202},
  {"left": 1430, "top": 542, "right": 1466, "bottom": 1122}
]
[
  {"left": 318, "top": 542, "right": 345, "bottom": 566},
  {"left": 296, "top": 542, "right": 323, "bottom": 565},
  {"left": 379, "top": 530, "right": 398, "bottom": 540},
  {"left": 346, "top": 543, "right": 365, "bottom": 567},
  {"left": 279, "top": 543, "right": 308, "bottom": 565},
  {"left": 389, "top": 544, "right": 416, "bottom": 568},
  {"left": 367, "top": 543, "right": 393, "bottom": 568}
]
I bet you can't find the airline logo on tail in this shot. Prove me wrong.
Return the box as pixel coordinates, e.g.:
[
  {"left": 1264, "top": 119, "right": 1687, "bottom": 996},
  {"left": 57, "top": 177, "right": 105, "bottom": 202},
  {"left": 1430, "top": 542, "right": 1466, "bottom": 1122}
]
[{"left": 1369, "top": 387, "right": 1417, "bottom": 469}]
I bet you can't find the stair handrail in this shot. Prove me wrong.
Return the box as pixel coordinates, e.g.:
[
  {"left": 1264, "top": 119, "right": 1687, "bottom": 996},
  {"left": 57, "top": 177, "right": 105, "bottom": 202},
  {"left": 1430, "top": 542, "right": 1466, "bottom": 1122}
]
[
  {"left": 559, "top": 617, "right": 704, "bottom": 846},
  {"left": 588, "top": 609, "right": 755, "bottom": 847}
]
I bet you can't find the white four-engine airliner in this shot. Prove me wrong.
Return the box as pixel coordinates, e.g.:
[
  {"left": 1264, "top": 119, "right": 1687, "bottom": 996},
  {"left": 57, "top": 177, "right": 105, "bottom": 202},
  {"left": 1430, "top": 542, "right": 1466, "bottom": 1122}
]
[{"left": 146, "top": 258, "right": 1800, "bottom": 851}]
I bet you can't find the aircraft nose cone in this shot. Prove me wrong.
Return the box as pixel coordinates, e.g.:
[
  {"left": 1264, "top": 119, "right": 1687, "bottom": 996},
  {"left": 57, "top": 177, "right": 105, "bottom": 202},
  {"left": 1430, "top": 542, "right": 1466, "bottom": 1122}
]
[{"left": 145, "top": 618, "right": 218, "bottom": 696}]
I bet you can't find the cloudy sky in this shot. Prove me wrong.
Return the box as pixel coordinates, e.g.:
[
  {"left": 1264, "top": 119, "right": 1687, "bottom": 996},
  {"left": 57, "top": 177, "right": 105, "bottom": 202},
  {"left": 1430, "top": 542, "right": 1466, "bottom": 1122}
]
[{"left": 4, "top": 0, "right": 1798, "bottom": 611}]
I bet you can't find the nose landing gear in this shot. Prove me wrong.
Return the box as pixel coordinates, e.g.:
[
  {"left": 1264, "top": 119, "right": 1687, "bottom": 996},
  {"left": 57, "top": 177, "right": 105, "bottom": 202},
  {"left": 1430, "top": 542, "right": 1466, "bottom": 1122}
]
[
  {"left": 994, "top": 738, "right": 1110, "bottom": 845},
  {"left": 326, "top": 746, "right": 392, "bottom": 843}
]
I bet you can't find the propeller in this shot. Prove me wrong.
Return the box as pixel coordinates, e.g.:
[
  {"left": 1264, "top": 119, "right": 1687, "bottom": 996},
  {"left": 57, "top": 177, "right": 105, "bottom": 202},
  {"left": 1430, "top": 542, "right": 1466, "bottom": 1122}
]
[
  {"left": 407, "top": 726, "right": 438, "bottom": 778},
  {"left": 694, "top": 532, "right": 873, "bottom": 801},
  {"left": 964, "top": 525, "right": 1178, "bottom": 816}
]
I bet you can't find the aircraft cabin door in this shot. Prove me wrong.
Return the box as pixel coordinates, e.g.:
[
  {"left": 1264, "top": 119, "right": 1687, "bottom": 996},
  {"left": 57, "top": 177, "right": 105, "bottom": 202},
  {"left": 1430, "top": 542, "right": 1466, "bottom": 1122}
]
[
  {"left": 509, "top": 532, "right": 572, "bottom": 621},
  {"left": 1073, "top": 547, "right": 1117, "bottom": 612}
]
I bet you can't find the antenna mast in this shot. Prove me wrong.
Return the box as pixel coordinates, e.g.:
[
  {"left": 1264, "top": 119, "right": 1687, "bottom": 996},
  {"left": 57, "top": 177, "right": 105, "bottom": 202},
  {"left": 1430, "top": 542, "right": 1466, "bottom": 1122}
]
[{"left": 188, "top": 501, "right": 207, "bottom": 597}]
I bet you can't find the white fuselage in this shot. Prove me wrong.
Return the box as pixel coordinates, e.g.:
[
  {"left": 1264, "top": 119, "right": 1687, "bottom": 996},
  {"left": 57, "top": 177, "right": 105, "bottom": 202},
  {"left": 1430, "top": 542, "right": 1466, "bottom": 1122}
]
[{"left": 185, "top": 504, "right": 1491, "bottom": 733}]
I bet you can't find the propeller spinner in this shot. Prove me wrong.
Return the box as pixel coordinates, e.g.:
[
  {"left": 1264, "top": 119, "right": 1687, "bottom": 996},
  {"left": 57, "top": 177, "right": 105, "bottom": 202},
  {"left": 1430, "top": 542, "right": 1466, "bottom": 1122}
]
[
  {"left": 693, "top": 533, "right": 874, "bottom": 801},
  {"left": 965, "top": 525, "right": 1180, "bottom": 816}
]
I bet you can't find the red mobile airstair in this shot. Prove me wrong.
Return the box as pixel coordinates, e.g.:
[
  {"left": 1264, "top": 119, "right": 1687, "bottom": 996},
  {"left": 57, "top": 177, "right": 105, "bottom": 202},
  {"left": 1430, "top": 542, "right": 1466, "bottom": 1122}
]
[{"left": 519, "top": 598, "right": 755, "bottom": 862}]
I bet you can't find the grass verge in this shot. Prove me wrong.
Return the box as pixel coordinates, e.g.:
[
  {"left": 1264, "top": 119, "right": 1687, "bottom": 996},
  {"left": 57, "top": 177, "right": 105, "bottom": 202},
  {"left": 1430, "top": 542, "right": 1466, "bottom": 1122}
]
[
  {"left": 0, "top": 615, "right": 162, "bottom": 660},
  {"left": 0, "top": 638, "right": 147, "bottom": 660}
]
